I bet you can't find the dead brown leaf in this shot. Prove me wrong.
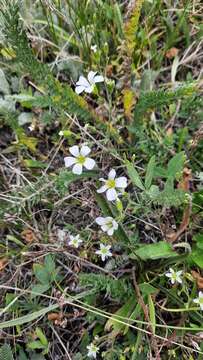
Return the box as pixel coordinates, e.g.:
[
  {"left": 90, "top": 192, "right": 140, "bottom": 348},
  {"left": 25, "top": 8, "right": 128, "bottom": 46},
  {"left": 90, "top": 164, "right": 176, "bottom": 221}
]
[
  {"left": 0, "top": 257, "right": 8, "bottom": 271},
  {"left": 167, "top": 201, "right": 192, "bottom": 243},
  {"left": 191, "top": 271, "right": 203, "bottom": 289},
  {"left": 21, "top": 228, "right": 37, "bottom": 243},
  {"left": 165, "top": 47, "right": 179, "bottom": 59},
  {"left": 178, "top": 167, "right": 192, "bottom": 191}
]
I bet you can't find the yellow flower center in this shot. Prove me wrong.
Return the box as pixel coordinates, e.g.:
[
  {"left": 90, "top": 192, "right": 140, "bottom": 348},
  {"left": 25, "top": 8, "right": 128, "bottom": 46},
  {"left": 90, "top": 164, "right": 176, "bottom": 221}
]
[
  {"left": 106, "top": 179, "right": 116, "bottom": 188},
  {"left": 77, "top": 155, "right": 85, "bottom": 164}
]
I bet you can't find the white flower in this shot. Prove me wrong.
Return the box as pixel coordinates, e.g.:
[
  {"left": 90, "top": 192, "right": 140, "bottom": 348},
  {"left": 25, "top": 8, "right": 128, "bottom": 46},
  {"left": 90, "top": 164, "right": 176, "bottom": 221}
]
[
  {"left": 194, "top": 291, "right": 203, "bottom": 310},
  {"left": 59, "top": 130, "right": 64, "bottom": 136},
  {"left": 75, "top": 71, "right": 104, "bottom": 94},
  {"left": 165, "top": 268, "right": 183, "bottom": 284},
  {"left": 68, "top": 234, "right": 83, "bottom": 248},
  {"left": 64, "top": 144, "right": 95, "bottom": 175},
  {"left": 28, "top": 124, "right": 35, "bottom": 131},
  {"left": 91, "top": 44, "right": 97, "bottom": 53},
  {"left": 97, "top": 169, "right": 128, "bottom": 201},
  {"left": 95, "top": 216, "right": 118, "bottom": 236},
  {"left": 96, "top": 244, "right": 112, "bottom": 261},
  {"left": 87, "top": 343, "right": 99, "bottom": 358}
]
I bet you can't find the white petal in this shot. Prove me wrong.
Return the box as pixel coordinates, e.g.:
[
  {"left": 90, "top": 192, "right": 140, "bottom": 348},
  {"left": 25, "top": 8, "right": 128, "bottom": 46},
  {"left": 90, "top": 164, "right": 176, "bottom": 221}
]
[
  {"left": 199, "top": 291, "right": 203, "bottom": 298},
  {"left": 95, "top": 217, "right": 105, "bottom": 225},
  {"left": 93, "top": 75, "right": 104, "bottom": 83},
  {"left": 84, "top": 157, "right": 95, "bottom": 170},
  {"left": 69, "top": 145, "right": 79, "bottom": 157},
  {"left": 101, "top": 224, "right": 109, "bottom": 232},
  {"left": 176, "top": 271, "right": 183, "bottom": 276},
  {"left": 72, "top": 163, "right": 83, "bottom": 175},
  {"left": 99, "top": 177, "right": 106, "bottom": 182},
  {"left": 80, "top": 145, "right": 91, "bottom": 156},
  {"left": 76, "top": 75, "right": 90, "bottom": 87},
  {"left": 171, "top": 279, "right": 175, "bottom": 284},
  {"left": 113, "top": 220, "right": 118, "bottom": 230},
  {"left": 108, "top": 169, "right": 116, "bottom": 179},
  {"left": 84, "top": 85, "right": 93, "bottom": 93},
  {"left": 75, "top": 85, "right": 85, "bottom": 94},
  {"left": 200, "top": 303, "right": 203, "bottom": 311},
  {"left": 165, "top": 273, "right": 172, "bottom": 278},
  {"left": 64, "top": 156, "right": 76, "bottom": 168},
  {"left": 97, "top": 185, "right": 108, "bottom": 193},
  {"left": 115, "top": 177, "right": 128, "bottom": 188},
  {"left": 106, "top": 188, "right": 117, "bottom": 201},
  {"left": 177, "top": 278, "right": 182, "bottom": 284},
  {"left": 107, "top": 228, "right": 114, "bottom": 236},
  {"left": 193, "top": 298, "right": 199, "bottom": 304},
  {"left": 88, "top": 71, "right": 97, "bottom": 84}
]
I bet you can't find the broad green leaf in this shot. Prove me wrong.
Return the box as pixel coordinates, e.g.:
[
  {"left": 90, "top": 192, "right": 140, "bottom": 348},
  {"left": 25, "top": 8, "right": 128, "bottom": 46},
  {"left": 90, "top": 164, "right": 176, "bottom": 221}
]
[
  {"left": 44, "top": 254, "right": 55, "bottom": 273},
  {"left": 31, "top": 284, "right": 50, "bottom": 298},
  {"left": 190, "top": 249, "right": 203, "bottom": 269},
  {"left": 194, "top": 234, "right": 203, "bottom": 250},
  {"left": 167, "top": 152, "right": 186, "bottom": 179},
  {"left": 126, "top": 161, "right": 145, "bottom": 191},
  {"left": 33, "top": 264, "right": 50, "bottom": 285},
  {"left": 18, "top": 112, "right": 33, "bottom": 125},
  {"left": 134, "top": 241, "right": 176, "bottom": 260},
  {"left": 139, "top": 283, "right": 157, "bottom": 296},
  {"left": 148, "top": 295, "right": 156, "bottom": 334},
  {"left": 145, "top": 156, "right": 155, "bottom": 190}
]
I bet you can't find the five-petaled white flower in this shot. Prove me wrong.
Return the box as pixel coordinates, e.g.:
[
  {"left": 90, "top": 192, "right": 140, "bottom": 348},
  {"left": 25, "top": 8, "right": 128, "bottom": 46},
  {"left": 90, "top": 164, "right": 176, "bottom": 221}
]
[
  {"left": 91, "top": 45, "right": 97, "bottom": 53},
  {"left": 165, "top": 268, "right": 183, "bottom": 284},
  {"left": 75, "top": 71, "right": 104, "bottom": 94},
  {"left": 193, "top": 291, "right": 203, "bottom": 310},
  {"left": 64, "top": 144, "right": 95, "bottom": 175},
  {"left": 68, "top": 234, "right": 83, "bottom": 248},
  {"left": 97, "top": 169, "right": 127, "bottom": 201},
  {"left": 96, "top": 244, "right": 112, "bottom": 261},
  {"left": 87, "top": 343, "right": 99, "bottom": 358},
  {"left": 95, "top": 216, "right": 118, "bottom": 236},
  {"left": 59, "top": 130, "right": 64, "bottom": 136}
]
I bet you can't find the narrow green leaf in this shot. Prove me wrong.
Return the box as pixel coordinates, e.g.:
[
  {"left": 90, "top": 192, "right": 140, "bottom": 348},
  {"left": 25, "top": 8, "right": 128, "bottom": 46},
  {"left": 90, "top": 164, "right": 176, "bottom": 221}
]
[
  {"left": 126, "top": 161, "right": 145, "bottom": 191},
  {"left": 145, "top": 156, "right": 155, "bottom": 190},
  {"left": 148, "top": 295, "right": 156, "bottom": 334},
  {"left": 36, "top": 327, "right": 48, "bottom": 346},
  {"left": 0, "top": 304, "right": 58, "bottom": 329},
  {"left": 0, "top": 291, "right": 91, "bottom": 329},
  {"left": 23, "top": 159, "right": 47, "bottom": 168}
]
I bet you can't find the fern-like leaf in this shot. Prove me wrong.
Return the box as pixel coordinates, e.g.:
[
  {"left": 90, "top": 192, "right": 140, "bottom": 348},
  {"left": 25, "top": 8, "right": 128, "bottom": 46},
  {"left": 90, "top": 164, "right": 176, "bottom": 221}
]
[{"left": 0, "top": 344, "right": 14, "bottom": 360}]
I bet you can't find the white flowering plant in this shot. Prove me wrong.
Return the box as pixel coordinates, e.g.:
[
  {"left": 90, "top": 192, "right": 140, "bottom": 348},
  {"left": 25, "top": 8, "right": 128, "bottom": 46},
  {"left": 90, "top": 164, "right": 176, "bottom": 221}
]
[{"left": 1, "top": 1, "right": 202, "bottom": 359}]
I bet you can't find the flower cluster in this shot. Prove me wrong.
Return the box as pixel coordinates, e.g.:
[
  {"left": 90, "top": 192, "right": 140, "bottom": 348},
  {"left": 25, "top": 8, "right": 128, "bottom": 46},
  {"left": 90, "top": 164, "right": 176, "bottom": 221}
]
[{"left": 64, "top": 144, "right": 127, "bottom": 264}]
